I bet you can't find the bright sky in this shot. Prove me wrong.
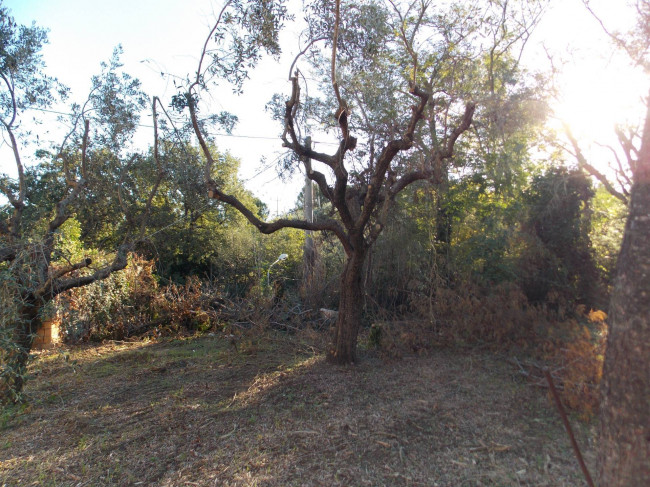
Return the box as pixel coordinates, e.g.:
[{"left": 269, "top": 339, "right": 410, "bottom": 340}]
[
  {"left": 530, "top": 1, "right": 648, "bottom": 159},
  {"left": 3, "top": 0, "right": 648, "bottom": 214},
  {"left": 5, "top": 0, "right": 306, "bottom": 215}
]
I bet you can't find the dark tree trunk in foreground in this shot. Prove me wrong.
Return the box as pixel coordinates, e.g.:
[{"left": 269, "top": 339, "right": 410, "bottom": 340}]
[
  {"left": 598, "top": 100, "right": 650, "bottom": 485},
  {"left": 329, "top": 246, "right": 366, "bottom": 364}
]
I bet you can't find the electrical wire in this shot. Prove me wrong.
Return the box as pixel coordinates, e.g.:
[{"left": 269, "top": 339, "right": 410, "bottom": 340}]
[{"left": 23, "top": 106, "right": 339, "bottom": 146}]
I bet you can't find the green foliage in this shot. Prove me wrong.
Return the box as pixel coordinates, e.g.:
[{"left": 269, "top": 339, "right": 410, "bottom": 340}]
[
  {"left": 0, "top": 309, "right": 27, "bottom": 404},
  {"left": 591, "top": 186, "right": 627, "bottom": 283},
  {"left": 519, "top": 166, "right": 602, "bottom": 306},
  {"left": 60, "top": 255, "right": 159, "bottom": 342},
  {"left": 52, "top": 218, "right": 85, "bottom": 263},
  {"left": 0, "top": 253, "right": 36, "bottom": 404},
  {"left": 89, "top": 46, "right": 147, "bottom": 150},
  {"left": 0, "top": 4, "right": 68, "bottom": 119},
  {"left": 123, "top": 141, "right": 306, "bottom": 294}
]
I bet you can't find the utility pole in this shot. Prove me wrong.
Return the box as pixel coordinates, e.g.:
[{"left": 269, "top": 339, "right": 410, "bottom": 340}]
[{"left": 303, "top": 136, "right": 316, "bottom": 299}]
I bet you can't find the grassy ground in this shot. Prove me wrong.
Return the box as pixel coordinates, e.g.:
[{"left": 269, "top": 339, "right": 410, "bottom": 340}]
[{"left": 0, "top": 332, "right": 595, "bottom": 486}]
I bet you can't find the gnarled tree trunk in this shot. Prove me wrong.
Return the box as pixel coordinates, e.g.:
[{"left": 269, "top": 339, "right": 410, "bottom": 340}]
[{"left": 328, "top": 246, "right": 366, "bottom": 364}]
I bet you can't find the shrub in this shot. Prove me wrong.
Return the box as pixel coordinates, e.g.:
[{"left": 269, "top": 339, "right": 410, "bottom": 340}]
[{"left": 59, "top": 254, "right": 159, "bottom": 342}]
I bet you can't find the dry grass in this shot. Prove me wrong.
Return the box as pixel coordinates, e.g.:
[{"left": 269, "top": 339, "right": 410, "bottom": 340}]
[{"left": 0, "top": 332, "right": 595, "bottom": 486}]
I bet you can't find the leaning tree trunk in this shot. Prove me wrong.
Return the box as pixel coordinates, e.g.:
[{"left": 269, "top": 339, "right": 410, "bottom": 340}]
[
  {"left": 2, "top": 296, "right": 42, "bottom": 401},
  {"left": 598, "top": 108, "right": 650, "bottom": 485},
  {"left": 328, "top": 247, "right": 366, "bottom": 364}
]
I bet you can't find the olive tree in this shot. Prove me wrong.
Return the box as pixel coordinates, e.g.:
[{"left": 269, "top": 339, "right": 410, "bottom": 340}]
[
  {"left": 181, "top": 0, "right": 552, "bottom": 363},
  {"left": 0, "top": 7, "right": 161, "bottom": 400}
]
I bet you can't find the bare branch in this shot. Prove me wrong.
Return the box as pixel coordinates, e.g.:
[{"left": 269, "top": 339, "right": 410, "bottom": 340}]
[
  {"left": 356, "top": 84, "right": 433, "bottom": 232},
  {"left": 0, "top": 178, "right": 18, "bottom": 207},
  {"left": 43, "top": 244, "right": 131, "bottom": 300},
  {"left": 282, "top": 76, "right": 340, "bottom": 168},
  {"left": 189, "top": 71, "right": 353, "bottom": 252},
  {"left": 304, "top": 165, "right": 334, "bottom": 202},
  {"left": 80, "top": 119, "right": 90, "bottom": 179},
  {"left": 288, "top": 36, "right": 327, "bottom": 80},
  {"left": 0, "top": 72, "right": 18, "bottom": 128},
  {"left": 193, "top": 0, "right": 234, "bottom": 89},
  {"left": 207, "top": 182, "right": 353, "bottom": 254},
  {"left": 583, "top": 0, "right": 640, "bottom": 65},
  {"left": 615, "top": 125, "right": 640, "bottom": 176},
  {"left": 50, "top": 257, "right": 93, "bottom": 281},
  {"left": 280, "top": 77, "right": 355, "bottom": 230},
  {"left": 58, "top": 91, "right": 96, "bottom": 185},
  {"left": 564, "top": 124, "right": 628, "bottom": 204},
  {"left": 0, "top": 70, "right": 28, "bottom": 241},
  {"left": 35, "top": 257, "right": 93, "bottom": 298},
  {"left": 366, "top": 170, "right": 397, "bottom": 246},
  {"left": 46, "top": 120, "right": 91, "bottom": 239},
  {"left": 3, "top": 126, "right": 25, "bottom": 238},
  {"left": 596, "top": 142, "right": 633, "bottom": 194},
  {"left": 331, "top": 0, "right": 343, "bottom": 109},
  {"left": 388, "top": 0, "right": 424, "bottom": 84},
  {"left": 389, "top": 102, "right": 476, "bottom": 196},
  {"left": 117, "top": 155, "right": 138, "bottom": 229}
]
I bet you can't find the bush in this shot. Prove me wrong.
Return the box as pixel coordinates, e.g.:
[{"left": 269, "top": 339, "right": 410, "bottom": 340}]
[{"left": 59, "top": 254, "right": 159, "bottom": 342}]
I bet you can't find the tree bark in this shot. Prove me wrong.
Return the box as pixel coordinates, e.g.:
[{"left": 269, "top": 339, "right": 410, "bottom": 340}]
[
  {"left": 435, "top": 165, "right": 452, "bottom": 283},
  {"left": 302, "top": 137, "right": 316, "bottom": 299},
  {"left": 328, "top": 247, "right": 366, "bottom": 364},
  {"left": 598, "top": 101, "right": 650, "bottom": 485},
  {"left": 3, "top": 297, "right": 41, "bottom": 401}
]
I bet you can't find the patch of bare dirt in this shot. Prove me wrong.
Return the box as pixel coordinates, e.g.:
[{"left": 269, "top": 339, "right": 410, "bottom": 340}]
[{"left": 0, "top": 334, "right": 595, "bottom": 486}]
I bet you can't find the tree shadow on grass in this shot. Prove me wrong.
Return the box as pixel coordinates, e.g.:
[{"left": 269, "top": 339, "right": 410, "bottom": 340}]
[{"left": 0, "top": 336, "right": 595, "bottom": 486}]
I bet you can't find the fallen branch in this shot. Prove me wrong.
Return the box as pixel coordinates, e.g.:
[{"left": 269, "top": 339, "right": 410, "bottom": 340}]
[{"left": 543, "top": 369, "right": 595, "bottom": 487}]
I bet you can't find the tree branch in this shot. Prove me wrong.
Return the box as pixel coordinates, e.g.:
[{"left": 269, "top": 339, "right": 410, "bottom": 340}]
[
  {"left": 206, "top": 182, "right": 352, "bottom": 254},
  {"left": 355, "top": 84, "right": 433, "bottom": 233},
  {"left": 282, "top": 76, "right": 338, "bottom": 168},
  {"left": 288, "top": 36, "right": 327, "bottom": 80},
  {"left": 44, "top": 244, "right": 131, "bottom": 300},
  {"left": 331, "top": 0, "right": 343, "bottom": 109},
  {"left": 281, "top": 75, "right": 355, "bottom": 231},
  {"left": 46, "top": 120, "right": 91, "bottom": 239},
  {"left": 57, "top": 90, "right": 96, "bottom": 185},
  {"left": 138, "top": 96, "right": 165, "bottom": 238},
  {"left": 2, "top": 124, "right": 25, "bottom": 238},
  {"left": 35, "top": 257, "right": 93, "bottom": 298},
  {"left": 117, "top": 154, "right": 139, "bottom": 229},
  {"left": 564, "top": 124, "right": 629, "bottom": 204},
  {"left": 596, "top": 142, "right": 632, "bottom": 195},
  {"left": 389, "top": 101, "right": 476, "bottom": 196},
  {"left": 193, "top": 0, "right": 234, "bottom": 89},
  {"left": 582, "top": 0, "right": 640, "bottom": 66},
  {"left": 615, "top": 125, "right": 640, "bottom": 177}
]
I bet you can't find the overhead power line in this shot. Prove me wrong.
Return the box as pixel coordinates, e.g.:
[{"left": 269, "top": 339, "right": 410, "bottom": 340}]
[{"left": 24, "top": 106, "right": 339, "bottom": 146}]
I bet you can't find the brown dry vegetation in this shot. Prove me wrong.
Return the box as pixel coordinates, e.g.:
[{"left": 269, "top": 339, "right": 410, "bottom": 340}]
[{"left": 0, "top": 332, "right": 595, "bottom": 486}]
